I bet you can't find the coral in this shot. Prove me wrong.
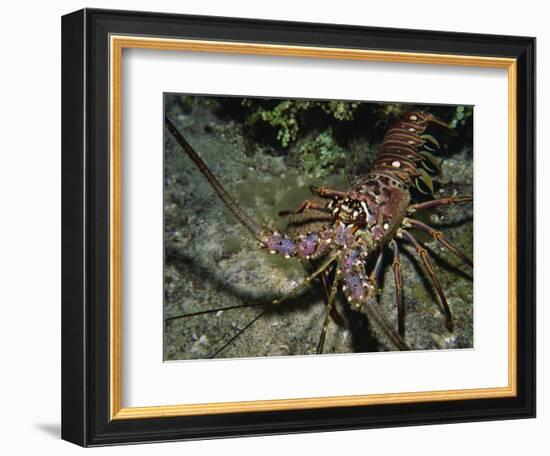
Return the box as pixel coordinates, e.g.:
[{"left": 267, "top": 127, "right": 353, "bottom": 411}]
[
  {"left": 319, "top": 100, "right": 359, "bottom": 121},
  {"left": 298, "top": 128, "right": 347, "bottom": 178},
  {"left": 449, "top": 105, "right": 474, "bottom": 128},
  {"left": 242, "top": 99, "right": 359, "bottom": 148},
  {"left": 243, "top": 99, "right": 312, "bottom": 147}
]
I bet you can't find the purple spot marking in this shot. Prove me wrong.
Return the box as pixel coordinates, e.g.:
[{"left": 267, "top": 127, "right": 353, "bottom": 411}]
[
  {"left": 264, "top": 233, "right": 281, "bottom": 251},
  {"left": 344, "top": 273, "right": 365, "bottom": 302},
  {"left": 298, "top": 234, "right": 318, "bottom": 258},
  {"left": 279, "top": 237, "right": 297, "bottom": 256},
  {"left": 372, "top": 225, "right": 385, "bottom": 241},
  {"left": 335, "top": 223, "right": 354, "bottom": 246},
  {"left": 265, "top": 233, "right": 296, "bottom": 256},
  {"left": 342, "top": 249, "right": 360, "bottom": 273}
]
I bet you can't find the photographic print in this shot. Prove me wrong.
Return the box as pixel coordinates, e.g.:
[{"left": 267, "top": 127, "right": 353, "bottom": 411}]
[
  {"left": 163, "top": 94, "right": 474, "bottom": 361},
  {"left": 62, "top": 10, "right": 535, "bottom": 445}
]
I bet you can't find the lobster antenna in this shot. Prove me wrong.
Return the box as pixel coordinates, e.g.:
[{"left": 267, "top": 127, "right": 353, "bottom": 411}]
[
  {"left": 165, "top": 116, "right": 264, "bottom": 238},
  {"left": 165, "top": 302, "right": 268, "bottom": 322},
  {"left": 208, "top": 308, "right": 271, "bottom": 359}
]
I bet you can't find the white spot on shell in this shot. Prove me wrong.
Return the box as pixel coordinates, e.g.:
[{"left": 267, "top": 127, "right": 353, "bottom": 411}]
[
  {"left": 410, "top": 115, "right": 418, "bottom": 121},
  {"left": 383, "top": 223, "right": 390, "bottom": 230},
  {"left": 392, "top": 160, "right": 401, "bottom": 168}
]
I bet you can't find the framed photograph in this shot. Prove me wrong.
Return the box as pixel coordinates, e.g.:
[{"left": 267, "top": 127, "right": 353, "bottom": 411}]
[{"left": 61, "top": 8, "right": 535, "bottom": 446}]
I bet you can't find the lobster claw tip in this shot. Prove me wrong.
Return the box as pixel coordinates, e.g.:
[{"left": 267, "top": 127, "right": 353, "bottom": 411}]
[
  {"left": 437, "top": 120, "right": 458, "bottom": 137},
  {"left": 447, "top": 127, "right": 459, "bottom": 137},
  {"left": 424, "top": 112, "right": 458, "bottom": 136}
]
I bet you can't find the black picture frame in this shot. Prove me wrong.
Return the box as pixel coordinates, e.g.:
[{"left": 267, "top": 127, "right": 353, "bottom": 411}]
[{"left": 62, "top": 8, "right": 535, "bottom": 447}]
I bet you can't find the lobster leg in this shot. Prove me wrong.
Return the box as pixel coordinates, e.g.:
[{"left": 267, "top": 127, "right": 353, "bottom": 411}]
[
  {"left": 316, "top": 274, "right": 340, "bottom": 354},
  {"left": 278, "top": 200, "right": 331, "bottom": 217},
  {"left": 363, "top": 249, "right": 384, "bottom": 304},
  {"left": 389, "top": 240, "right": 405, "bottom": 338},
  {"left": 361, "top": 298, "right": 411, "bottom": 351},
  {"left": 273, "top": 252, "right": 340, "bottom": 306},
  {"left": 369, "top": 249, "right": 385, "bottom": 288},
  {"left": 400, "top": 229, "right": 454, "bottom": 332},
  {"left": 167, "top": 252, "right": 338, "bottom": 322},
  {"left": 168, "top": 253, "right": 339, "bottom": 357},
  {"left": 407, "top": 196, "right": 472, "bottom": 214},
  {"left": 213, "top": 257, "right": 339, "bottom": 358},
  {"left": 309, "top": 185, "right": 347, "bottom": 199},
  {"left": 208, "top": 307, "right": 271, "bottom": 359},
  {"left": 320, "top": 265, "right": 345, "bottom": 327},
  {"left": 406, "top": 218, "right": 473, "bottom": 268}
]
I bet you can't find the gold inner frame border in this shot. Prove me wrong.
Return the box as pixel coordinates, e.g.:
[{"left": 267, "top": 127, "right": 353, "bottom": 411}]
[{"left": 109, "top": 35, "right": 518, "bottom": 420}]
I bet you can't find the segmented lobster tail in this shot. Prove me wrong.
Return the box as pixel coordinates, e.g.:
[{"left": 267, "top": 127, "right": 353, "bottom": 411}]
[{"left": 371, "top": 111, "right": 450, "bottom": 192}]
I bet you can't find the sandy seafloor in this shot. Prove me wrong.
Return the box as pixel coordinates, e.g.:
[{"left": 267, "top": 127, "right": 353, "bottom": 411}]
[{"left": 163, "top": 96, "right": 474, "bottom": 361}]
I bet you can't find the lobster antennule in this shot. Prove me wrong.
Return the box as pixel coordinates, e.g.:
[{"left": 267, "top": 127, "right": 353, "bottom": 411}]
[{"left": 165, "top": 115, "right": 264, "bottom": 238}]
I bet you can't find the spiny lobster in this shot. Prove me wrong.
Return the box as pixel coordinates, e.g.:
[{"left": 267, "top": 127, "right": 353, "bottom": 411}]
[{"left": 165, "top": 110, "right": 473, "bottom": 356}]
